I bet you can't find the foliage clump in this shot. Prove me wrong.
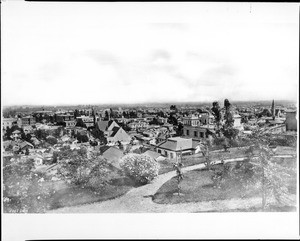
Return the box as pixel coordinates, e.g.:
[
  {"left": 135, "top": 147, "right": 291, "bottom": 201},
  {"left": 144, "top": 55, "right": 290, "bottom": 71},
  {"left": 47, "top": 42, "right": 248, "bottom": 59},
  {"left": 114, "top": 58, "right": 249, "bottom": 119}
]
[{"left": 120, "top": 154, "right": 159, "bottom": 185}]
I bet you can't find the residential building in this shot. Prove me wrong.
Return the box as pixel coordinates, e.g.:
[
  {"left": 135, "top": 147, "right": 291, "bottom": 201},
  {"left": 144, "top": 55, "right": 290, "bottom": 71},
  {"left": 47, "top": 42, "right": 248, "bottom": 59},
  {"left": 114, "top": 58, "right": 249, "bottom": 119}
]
[
  {"left": 143, "top": 150, "right": 166, "bottom": 162},
  {"left": 128, "top": 121, "right": 149, "bottom": 130},
  {"left": 11, "top": 130, "right": 21, "bottom": 140},
  {"left": 156, "top": 137, "right": 199, "bottom": 160},
  {"left": 107, "top": 127, "right": 131, "bottom": 144},
  {"left": 56, "top": 114, "right": 74, "bottom": 123},
  {"left": 21, "top": 116, "right": 36, "bottom": 126},
  {"left": 76, "top": 116, "right": 95, "bottom": 128},
  {"left": 96, "top": 120, "right": 120, "bottom": 134},
  {"left": 2, "top": 118, "right": 17, "bottom": 129},
  {"left": 64, "top": 120, "right": 77, "bottom": 128},
  {"left": 286, "top": 110, "right": 297, "bottom": 131},
  {"left": 233, "top": 114, "right": 243, "bottom": 130},
  {"left": 182, "top": 115, "right": 214, "bottom": 140}
]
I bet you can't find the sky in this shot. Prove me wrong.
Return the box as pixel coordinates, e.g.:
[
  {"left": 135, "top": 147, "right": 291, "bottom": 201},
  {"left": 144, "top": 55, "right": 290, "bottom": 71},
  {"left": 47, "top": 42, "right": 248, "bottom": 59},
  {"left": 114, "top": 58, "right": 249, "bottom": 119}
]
[{"left": 2, "top": 2, "right": 299, "bottom": 106}]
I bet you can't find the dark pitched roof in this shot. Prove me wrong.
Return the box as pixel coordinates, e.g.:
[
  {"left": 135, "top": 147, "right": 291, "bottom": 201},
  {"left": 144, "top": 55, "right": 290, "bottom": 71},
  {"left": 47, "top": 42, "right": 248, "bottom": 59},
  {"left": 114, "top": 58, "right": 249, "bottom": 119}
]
[
  {"left": 97, "top": 121, "right": 110, "bottom": 131},
  {"left": 110, "top": 126, "right": 120, "bottom": 137},
  {"left": 99, "top": 145, "right": 111, "bottom": 154},
  {"left": 97, "top": 120, "right": 116, "bottom": 131}
]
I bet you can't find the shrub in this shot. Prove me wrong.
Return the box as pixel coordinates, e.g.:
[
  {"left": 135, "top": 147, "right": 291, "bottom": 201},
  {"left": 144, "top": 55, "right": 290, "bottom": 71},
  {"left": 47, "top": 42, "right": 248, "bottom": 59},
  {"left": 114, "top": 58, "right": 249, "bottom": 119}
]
[
  {"left": 46, "top": 136, "right": 58, "bottom": 145},
  {"left": 120, "top": 154, "right": 159, "bottom": 185}
]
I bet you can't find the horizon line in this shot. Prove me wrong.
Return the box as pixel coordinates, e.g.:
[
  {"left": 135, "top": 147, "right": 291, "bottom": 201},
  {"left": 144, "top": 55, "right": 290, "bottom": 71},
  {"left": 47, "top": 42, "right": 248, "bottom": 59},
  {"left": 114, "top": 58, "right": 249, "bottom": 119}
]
[{"left": 2, "top": 99, "right": 297, "bottom": 108}]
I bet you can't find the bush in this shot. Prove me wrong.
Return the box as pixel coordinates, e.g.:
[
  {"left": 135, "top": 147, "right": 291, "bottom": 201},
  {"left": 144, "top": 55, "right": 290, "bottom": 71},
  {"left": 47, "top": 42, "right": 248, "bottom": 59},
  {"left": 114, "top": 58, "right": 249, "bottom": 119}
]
[
  {"left": 46, "top": 136, "right": 58, "bottom": 145},
  {"left": 3, "top": 157, "right": 54, "bottom": 213},
  {"left": 120, "top": 154, "right": 159, "bottom": 185}
]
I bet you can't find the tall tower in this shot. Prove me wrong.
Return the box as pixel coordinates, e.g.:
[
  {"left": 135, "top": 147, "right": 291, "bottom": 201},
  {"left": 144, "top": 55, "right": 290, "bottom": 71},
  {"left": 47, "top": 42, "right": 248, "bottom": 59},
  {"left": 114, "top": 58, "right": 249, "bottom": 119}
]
[{"left": 271, "top": 100, "right": 275, "bottom": 120}]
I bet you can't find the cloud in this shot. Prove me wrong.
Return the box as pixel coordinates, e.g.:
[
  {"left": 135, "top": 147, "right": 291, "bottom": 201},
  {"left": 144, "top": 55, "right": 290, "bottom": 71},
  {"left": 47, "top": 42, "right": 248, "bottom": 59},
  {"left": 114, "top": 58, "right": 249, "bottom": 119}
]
[
  {"left": 38, "top": 62, "right": 65, "bottom": 82},
  {"left": 85, "top": 50, "right": 120, "bottom": 65},
  {"left": 149, "top": 23, "right": 189, "bottom": 31}
]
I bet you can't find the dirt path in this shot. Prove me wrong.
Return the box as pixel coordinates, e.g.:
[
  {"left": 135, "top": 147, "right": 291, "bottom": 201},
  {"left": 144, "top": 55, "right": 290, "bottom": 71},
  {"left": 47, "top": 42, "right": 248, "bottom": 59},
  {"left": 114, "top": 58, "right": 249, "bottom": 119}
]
[{"left": 49, "top": 155, "right": 295, "bottom": 213}]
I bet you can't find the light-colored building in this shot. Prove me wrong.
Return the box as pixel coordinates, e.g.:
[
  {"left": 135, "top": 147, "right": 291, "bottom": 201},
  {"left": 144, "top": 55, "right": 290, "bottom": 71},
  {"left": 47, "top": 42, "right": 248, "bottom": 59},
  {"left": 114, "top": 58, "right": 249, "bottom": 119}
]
[
  {"left": 233, "top": 114, "right": 243, "bottom": 130},
  {"left": 143, "top": 150, "right": 166, "bottom": 162},
  {"left": 156, "top": 137, "right": 199, "bottom": 160},
  {"left": 2, "top": 118, "right": 17, "bottom": 129},
  {"left": 286, "top": 110, "right": 297, "bottom": 131},
  {"left": 56, "top": 114, "right": 74, "bottom": 123},
  {"left": 107, "top": 127, "right": 131, "bottom": 144},
  {"left": 128, "top": 121, "right": 149, "bottom": 130},
  {"left": 76, "top": 116, "right": 94, "bottom": 128},
  {"left": 182, "top": 115, "right": 214, "bottom": 140},
  {"left": 64, "top": 120, "right": 77, "bottom": 128},
  {"left": 21, "top": 116, "right": 36, "bottom": 126}
]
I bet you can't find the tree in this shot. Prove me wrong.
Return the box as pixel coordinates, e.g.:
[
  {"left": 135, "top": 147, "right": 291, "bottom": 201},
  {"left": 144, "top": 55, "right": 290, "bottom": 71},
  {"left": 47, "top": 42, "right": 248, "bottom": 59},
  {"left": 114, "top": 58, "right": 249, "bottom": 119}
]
[
  {"left": 91, "top": 127, "right": 107, "bottom": 144},
  {"left": 120, "top": 154, "right": 159, "bottom": 185},
  {"left": 173, "top": 162, "right": 184, "bottom": 195},
  {"left": 222, "top": 127, "right": 239, "bottom": 140},
  {"left": 58, "top": 148, "right": 114, "bottom": 190},
  {"left": 76, "top": 119, "right": 87, "bottom": 128},
  {"left": 167, "top": 113, "right": 178, "bottom": 126},
  {"left": 176, "top": 122, "right": 184, "bottom": 136},
  {"left": 170, "top": 105, "right": 178, "bottom": 113},
  {"left": 211, "top": 101, "right": 221, "bottom": 124},
  {"left": 210, "top": 99, "right": 239, "bottom": 150},
  {"left": 58, "top": 147, "right": 90, "bottom": 185},
  {"left": 3, "top": 156, "right": 54, "bottom": 213},
  {"left": 76, "top": 133, "right": 89, "bottom": 143},
  {"left": 223, "top": 99, "right": 234, "bottom": 128},
  {"left": 109, "top": 108, "right": 114, "bottom": 119},
  {"left": 34, "top": 129, "right": 48, "bottom": 140},
  {"left": 149, "top": 117, "right": 160, "bottom": 126},
  {"left": 104, "top": 110, "right": 110, "bottom": 120},
  {"left": 46, "top": 136, "right": 58, "bottom": 145},
  {"left": 87, "top": 157, "right": 119, "bottom": 190},
  {"left": 74, "top": 109, "right": 80, "bottom": 118},
  {"left": 53, "top": 127, "right": 65, "bottom": 138},
  {"left": 157, "top": 111, "right": 165, "bottom": 118},
  {"left": 21, "top": 133, "right": 33, "bottom": 143},
  {"left": 245, "top": 131, "right": 295, "bottom": 210},
  {"left": 4, "top": 126, "right": 13, "bottom": 140}
]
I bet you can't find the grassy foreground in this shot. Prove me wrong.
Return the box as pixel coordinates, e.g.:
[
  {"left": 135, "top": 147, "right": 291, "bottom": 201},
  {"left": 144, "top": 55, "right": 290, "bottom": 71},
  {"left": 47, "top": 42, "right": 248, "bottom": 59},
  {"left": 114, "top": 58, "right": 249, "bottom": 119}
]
[{"left": 153, "top": 157, "right": 297, "bottom": 211}]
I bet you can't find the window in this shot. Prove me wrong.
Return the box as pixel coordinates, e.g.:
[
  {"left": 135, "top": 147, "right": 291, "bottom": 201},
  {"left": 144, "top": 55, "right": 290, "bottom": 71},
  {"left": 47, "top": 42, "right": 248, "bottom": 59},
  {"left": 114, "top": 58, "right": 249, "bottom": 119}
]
[
  {"left": 186, "top": 130, "right": 189, "bottom": 136},
  {"left": 194, "top": 131, "right": 197, "bottom": 137},
  {"left": 165, "top": 150, "right": 168, "bottom": 156},
  {"left": 170, "top": 153, "right": 174, "bottom": 159},
  {"left": 158, "top": 149, "right": 161, "bottom": 154},
  {"left": 200, "top": 132, "right": 204, "bottom": 138}
]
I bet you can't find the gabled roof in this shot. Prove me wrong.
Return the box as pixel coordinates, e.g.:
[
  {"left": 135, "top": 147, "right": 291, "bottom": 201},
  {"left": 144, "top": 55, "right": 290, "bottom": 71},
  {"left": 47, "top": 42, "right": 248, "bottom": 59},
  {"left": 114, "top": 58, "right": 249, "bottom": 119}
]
[
  {"left": 110, "top": 126, "right": 120, "bottom": 137},
  {"left": 102, "top": 146, "right": 124, "bottom": 168},
  {"left": 156, "top": 137, "right": 196, "bottom": 152},
  {"left": 96, "top": 120, "right": 110, "bottom": 131},
  {"left": 99, "top": 145, "right": 111, "bottom": 153},
  {"left": 143, "top": 150, "right": 162, "bottom": 159},
  {"left": 96, "top": 120, "right": 118, "bottom": 132},
  {"left": 19, "top": 141, "right": 34, "bottom": 149}
]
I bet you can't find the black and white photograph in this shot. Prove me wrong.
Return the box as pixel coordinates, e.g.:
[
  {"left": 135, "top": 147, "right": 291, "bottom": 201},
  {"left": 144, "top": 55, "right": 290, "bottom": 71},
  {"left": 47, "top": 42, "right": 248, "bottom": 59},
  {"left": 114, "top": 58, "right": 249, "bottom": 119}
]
[{"left": 1, "top": 1, "right": 299, "bottom": 240}]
